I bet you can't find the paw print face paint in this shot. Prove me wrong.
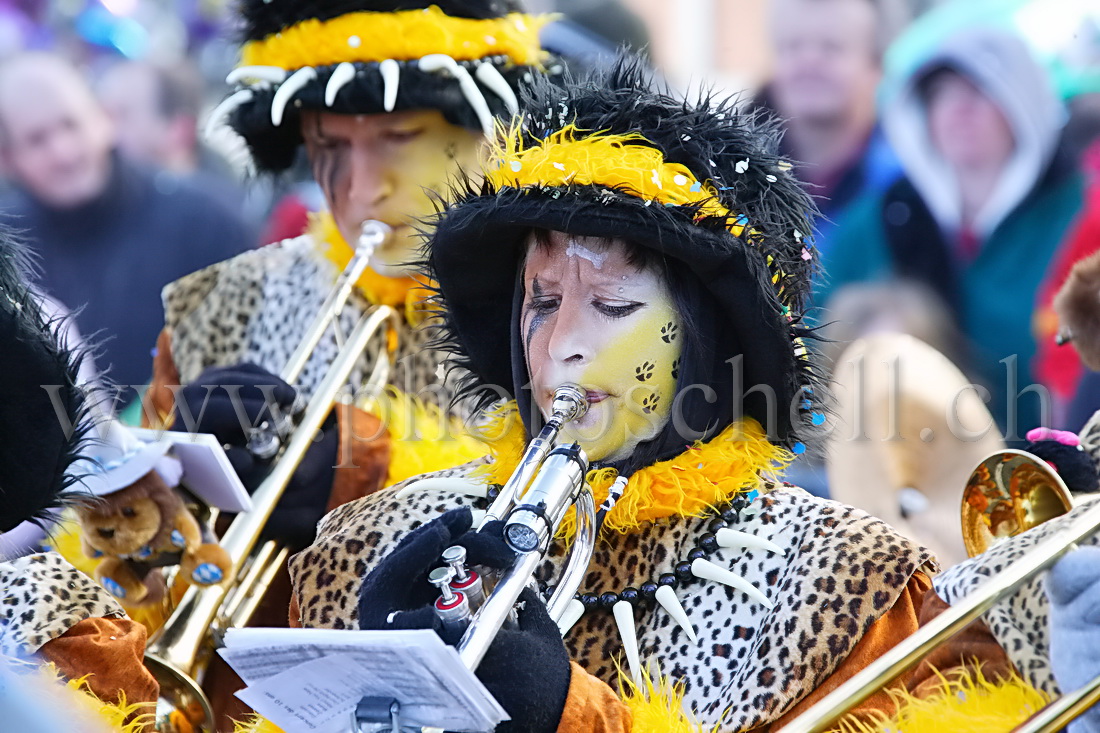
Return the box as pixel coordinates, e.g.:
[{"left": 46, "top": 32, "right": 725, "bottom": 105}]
[
  {"left": 671, "top": 358, "right": 680, "bottom": 380},
  {"left": 661, "top": 322, "right": 680, "bottom": 343},
  {"left": 523, "top": 231, "right": 683, "bottom": 462}
]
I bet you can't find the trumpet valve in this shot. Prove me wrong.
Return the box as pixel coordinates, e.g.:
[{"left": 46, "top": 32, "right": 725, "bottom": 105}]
[
  {"left": 429, "top": 566, "right": 472, "bottom": 634},
  {"left": 443, "top": 545, "right": 486, "bottom": 609}
]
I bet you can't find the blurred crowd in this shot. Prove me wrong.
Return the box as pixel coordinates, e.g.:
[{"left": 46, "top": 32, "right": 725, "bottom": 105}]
[{"left": 0, "top": 0, "right": 1097, "bottom": 489}]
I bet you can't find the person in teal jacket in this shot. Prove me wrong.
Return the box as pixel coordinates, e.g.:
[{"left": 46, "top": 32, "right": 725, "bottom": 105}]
[{"left": 817, "top": 24, "right": 1084, "bottom": 437}]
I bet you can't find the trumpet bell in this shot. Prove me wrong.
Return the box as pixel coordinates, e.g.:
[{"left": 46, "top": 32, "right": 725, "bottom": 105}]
[
  {"left": 144, "top": 656, "right": 216, "bottom": 732},
  {"left": 961, "top": 449, "right": 1074, "bottom": 557}
]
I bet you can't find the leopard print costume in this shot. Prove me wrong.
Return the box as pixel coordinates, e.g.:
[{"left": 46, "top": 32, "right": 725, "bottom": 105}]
[
  {"left": 0, "top": 552, "right": 125, "bottom": 657},
  {"left": 291, "top": 466, "right": 935, "bottom": 730},
  {"left": 934, "top": 500, "right": 1100, "bottom": 696},
  {"left": 161, "top": 234, "right": 449, "bottom": 407}
]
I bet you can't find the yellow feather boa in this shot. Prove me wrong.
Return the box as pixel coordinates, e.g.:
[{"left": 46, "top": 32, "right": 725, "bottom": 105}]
[
  {"left": 618, "top": 665, "right": 723, "bottom": 733},
  {"left": 365, "top": 386, "right": 489, "bottom": 487},
  {"left": 471, "top": 403, "right": 791, "bottom": 537},
  {"left": 2, "top": 661, "right": 150, "bottom": 733},
  {"left": 833, "top": 668, "right": 1049, "bottom": 733},
  {"left": 310, "top": 212, "right": 433, "bottom": 324}
]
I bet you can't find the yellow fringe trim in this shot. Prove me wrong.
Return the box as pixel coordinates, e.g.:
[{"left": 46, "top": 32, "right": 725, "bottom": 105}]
[
  {"left": 310, "top": 212, "right": 433, "bottom": 325},
  {"left": 364, "top": 386, "right": 489, "bottom": 487},
  {"left": 486, "top": 124, "right": 753, "bottom": 239},
  {"left": 239, "top": 6, "right": 551, "bottom": 70},
  {"left": 834, "top": 668, "right": 1050, "bottom": 733},
  {"left": 471, "top": 403, "right": 790, "bottom": 537}
]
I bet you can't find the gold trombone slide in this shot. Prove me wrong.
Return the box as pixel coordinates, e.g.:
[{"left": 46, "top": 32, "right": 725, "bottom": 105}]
[
  {"left": 782, "top": 496, "right": 1100, "bottom": 733},
  {"left": 143, "top": 221, "right": 397, "bottom": 732}
]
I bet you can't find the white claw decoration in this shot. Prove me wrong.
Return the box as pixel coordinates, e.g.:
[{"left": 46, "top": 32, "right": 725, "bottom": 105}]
[
  {"left": 204, "top": 89, "right": 254, "bottom": 141},
  {"left": 715, "top": 528, "right": 785, "bottom": 556},
  {"left": 475, "top": 62, "right": 518, "bottom": 114},
  {"left": 395, "top": 477, "right": 487, "bottom": 499},
  {"left": 613, "top": 600, "right": 642, "bottom": 688},
  {"left": 556, "top": 598, "right": 585, "bottom": 636},
  {"left": 271, "top": 67, "right": 317, "bottom": 126},
  {"left": 418, "top": 54, "right": 495, "bottom": 137},
  {"left": 226, "top": 65, "right": 288, "bottom": 85},
  {"left": 325, "top": 62, "right": 356, "bottom": 106},
  {"left": 691, "top": 558, "right": 773, "bottom": 609},
  {"left": 654, "top": 585, "right": 697, "bottom": 644},
  {"left": 379, "top": 59, "right": 400, "bottom": 112}
]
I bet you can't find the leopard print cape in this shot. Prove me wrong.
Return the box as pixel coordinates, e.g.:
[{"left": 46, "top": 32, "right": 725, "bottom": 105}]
[
  {"left": 0, "top": 552, "right": 125, "bottom": 657},
  {"left": 934, "top": 499, "right": 1100, "bottom": 696},
  {"left": 291, "top": 464, "right": 935, "bottom": 730},
  {"left": 161, "top": 234, "right": 450, "bottom": 407}
]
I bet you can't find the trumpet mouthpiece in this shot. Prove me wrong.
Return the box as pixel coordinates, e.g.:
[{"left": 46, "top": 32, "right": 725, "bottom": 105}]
[
  {"left": 357, "top": 220, "right": 392, "bottom": 254},
  {"left": 552, "top": 384, "right": 589, "bottom": 423}
]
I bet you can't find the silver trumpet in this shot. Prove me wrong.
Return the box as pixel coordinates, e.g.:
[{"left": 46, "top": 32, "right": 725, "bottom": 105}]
[{"left": 454, "top": 384, "right": 597, "bottom": 670}]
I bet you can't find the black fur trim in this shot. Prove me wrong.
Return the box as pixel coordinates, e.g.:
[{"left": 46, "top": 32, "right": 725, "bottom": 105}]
[
  {"left": 228, "top": 60, "right": 540, "bottom": 173},
  {"left": 1025, "top": 441, "right": 1100, "bottom": 495},
  {"left": 240, "top": 0, "right": 525, "bottom": 43},
  {"left": 424, "top": 57, "right": 826, "bottom": 449},
  {"left": 0, "top": 231, "right": 94, "bottom": 532}
]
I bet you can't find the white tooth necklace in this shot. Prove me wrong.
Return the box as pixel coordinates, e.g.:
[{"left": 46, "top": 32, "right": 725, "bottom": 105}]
[{"left": 555, "top": 490, "right": 782, "bottom": 664}]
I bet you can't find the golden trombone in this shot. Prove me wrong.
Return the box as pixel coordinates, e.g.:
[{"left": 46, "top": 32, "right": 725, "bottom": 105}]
[
  {"left": 144, "top": 222, "right": 400, "bottom": 732},
  {"left": 783, "top": 443, "right": 1100, "bottom": 733}
]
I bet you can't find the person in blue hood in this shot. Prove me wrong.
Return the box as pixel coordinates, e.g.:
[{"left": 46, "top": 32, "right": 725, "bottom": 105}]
[{"left": 818, "top": 24, "right": 1083, "bottom": 439}]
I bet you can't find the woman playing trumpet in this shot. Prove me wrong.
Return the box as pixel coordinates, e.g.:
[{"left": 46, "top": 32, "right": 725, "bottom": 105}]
[{"left": 287, "top": 60, "right": 1057, "bottom": 731}]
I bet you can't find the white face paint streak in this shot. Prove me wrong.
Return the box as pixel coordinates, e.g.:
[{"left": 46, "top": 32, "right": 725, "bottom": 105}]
[{"left": 564, "top": 240, "right": 607, "bottom": 269}]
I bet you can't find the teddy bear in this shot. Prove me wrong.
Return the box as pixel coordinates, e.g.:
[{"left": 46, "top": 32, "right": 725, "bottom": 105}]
[{"left": 77, "top": 468, "right": 232, "bottom": 606}]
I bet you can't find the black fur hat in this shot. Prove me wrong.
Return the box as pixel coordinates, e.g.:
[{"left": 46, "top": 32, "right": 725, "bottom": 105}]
[
  {"left": 214, "top": 0, "right": 555, "bottom": 172},
  {"left": 427, "top": 58, "right": 823, "bottom": 453},
  {"left": 0, "top": 232, "right": 91, "bottom": 532}
]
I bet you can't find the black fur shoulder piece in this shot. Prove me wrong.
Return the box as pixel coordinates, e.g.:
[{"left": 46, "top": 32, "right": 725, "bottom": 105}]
[
  {"left": 0, "top": 231, "right": 92, "bottom": 532},
  {"left": 426, "top": 56, "right": 826, "bottom": 450}
]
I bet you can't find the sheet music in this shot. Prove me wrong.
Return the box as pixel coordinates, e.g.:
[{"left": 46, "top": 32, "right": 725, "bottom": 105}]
[{"left": 219, "top": 628, "right": 508, "bottom": 733}]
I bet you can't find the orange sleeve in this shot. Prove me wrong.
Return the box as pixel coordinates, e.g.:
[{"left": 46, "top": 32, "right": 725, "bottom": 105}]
[
  {"left": 555, "top": 662, "right": 633, "bottom": 733},
  {"left": 37, "top": 617, "right": 158, "bottom": 714},
  {"left": 906, "top": 586, "right": 1015, "bottom": 697},
  {"left": 142, "top": 327, "right": 181, "bottom": 429},
  {"left": 327, "top": 403, "right": 392, "bottom": 511},
  {"left": 773, "top": 570, "right": 933, "bottom": 727}
]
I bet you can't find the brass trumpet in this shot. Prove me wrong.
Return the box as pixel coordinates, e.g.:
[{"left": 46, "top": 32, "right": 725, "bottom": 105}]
[{"left": 145, "top": 222, "right": 399, "bottom": 732}]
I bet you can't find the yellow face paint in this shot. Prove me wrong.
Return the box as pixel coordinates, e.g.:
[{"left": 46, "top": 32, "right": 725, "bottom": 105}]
[
  {"left": 301, "top": 108, "right": 484, "bottom": 277},
  {"left": 522, "top": 232, "right": 683, "bottom": 462}
]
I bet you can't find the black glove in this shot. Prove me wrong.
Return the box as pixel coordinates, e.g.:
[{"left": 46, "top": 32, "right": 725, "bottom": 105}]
[
  {"left": 357, "top": 509, "right": 569, "bottom": 733},
  {"left": 173, "top": 362, "right": 336, "bottom": 548},
  {"left": 477, "top": 586, "right": 571, "bottom": 733},
  {"left": 357, "top": 507, "right": 475, "bottom": 639}
]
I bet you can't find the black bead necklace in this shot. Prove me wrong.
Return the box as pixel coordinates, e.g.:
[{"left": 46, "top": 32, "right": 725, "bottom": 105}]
[{"left": 568, "top": 489, "right": 760, "bottom": 613}]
